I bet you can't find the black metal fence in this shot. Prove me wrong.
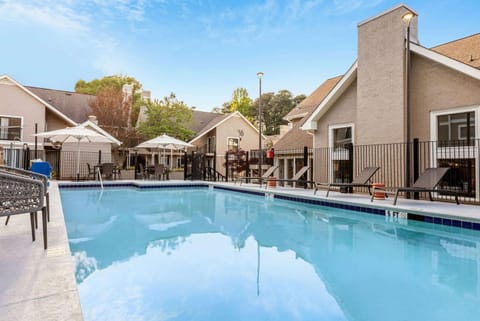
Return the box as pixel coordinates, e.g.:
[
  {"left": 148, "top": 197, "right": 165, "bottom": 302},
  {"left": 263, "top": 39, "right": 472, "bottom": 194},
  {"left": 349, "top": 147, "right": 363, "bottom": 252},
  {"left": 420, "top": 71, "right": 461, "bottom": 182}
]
[{"left": 276, "top": 139, "right": 479, "bottom": 205}]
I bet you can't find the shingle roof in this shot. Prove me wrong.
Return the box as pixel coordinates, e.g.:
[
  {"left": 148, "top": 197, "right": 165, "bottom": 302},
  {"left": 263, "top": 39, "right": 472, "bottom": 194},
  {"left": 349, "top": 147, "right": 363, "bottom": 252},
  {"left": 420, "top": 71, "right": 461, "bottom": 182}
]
[
  {"left": 189, "top": 110, "right": 224, "bottom": 133},
  {"left": 190, "top": 113, "right": 230, "bottom": 140},
  {"left": 26, "top": 86, "right": 94, "bottom": 123},
  {"left": 284, "top": 76, "right": 343, "bottom": 121},
  {"left": 274, "top": 76, "right": 342, "bottom": 150},
  {"left": 431, "top": 33, "right": 480, "bottom": 69}
]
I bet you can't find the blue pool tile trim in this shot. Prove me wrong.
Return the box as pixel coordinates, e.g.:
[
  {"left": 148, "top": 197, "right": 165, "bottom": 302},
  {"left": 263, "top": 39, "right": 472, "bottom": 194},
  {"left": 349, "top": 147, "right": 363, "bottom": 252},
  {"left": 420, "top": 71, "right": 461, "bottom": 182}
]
[
  {"left": 59, "top": 183, "right": 208, "bottom": 190},
  {"left": 59, "top": 183, "right": 480, "bottom": 231},
  {"left": 213, "top": 185, "right": 265, "bottom": 197}
]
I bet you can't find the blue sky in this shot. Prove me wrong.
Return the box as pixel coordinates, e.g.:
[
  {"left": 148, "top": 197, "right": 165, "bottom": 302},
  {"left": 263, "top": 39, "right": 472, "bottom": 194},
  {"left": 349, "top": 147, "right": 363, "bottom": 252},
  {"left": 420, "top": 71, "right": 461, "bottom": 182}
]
[{"left": 1, "top": 1, "right": 479, "bottom": 112}]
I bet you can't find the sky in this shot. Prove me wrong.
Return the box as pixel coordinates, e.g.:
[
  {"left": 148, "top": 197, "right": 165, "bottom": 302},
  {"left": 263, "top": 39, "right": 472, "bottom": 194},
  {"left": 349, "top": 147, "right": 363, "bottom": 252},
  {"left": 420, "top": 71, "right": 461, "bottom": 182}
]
[{"left": 1, "top": 0, "right": 479, "bottom": 112}]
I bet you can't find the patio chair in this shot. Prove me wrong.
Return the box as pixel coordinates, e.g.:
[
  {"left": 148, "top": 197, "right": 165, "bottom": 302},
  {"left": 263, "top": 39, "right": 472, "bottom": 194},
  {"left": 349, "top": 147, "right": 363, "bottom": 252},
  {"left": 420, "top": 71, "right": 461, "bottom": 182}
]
[
  {"left": 101, "top": 163, "right": 114, "bottom": 180},
  {"left": 87, "top": 163, "right": 96, "bottom": 180},
  {"left": 151, "top": 164, "right": 165, "bottom": 180},
  {"left": 372, "top": 167, "right": 460, "bottom": 205},
  {"left": 0, "top": 171, "right": 48, "bottom": 249},
  {"left": 315, "top": 166, "right": 380, "bottom": 196},
  {"left": 266, "top": 166, "right": 314, "bottom": 189},
  {"left": 237, "top": 165, "right": 278, "bottom": 186},
  {"left": 1, "top": 166, "right": 50, "bottom": 225}
]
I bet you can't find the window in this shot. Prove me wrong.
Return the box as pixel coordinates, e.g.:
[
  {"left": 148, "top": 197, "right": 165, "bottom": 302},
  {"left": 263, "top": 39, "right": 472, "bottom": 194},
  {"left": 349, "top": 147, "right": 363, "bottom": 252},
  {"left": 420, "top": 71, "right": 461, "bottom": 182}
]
[
  {"left": 207, "top": 136, "right": 215, "bottom": 153},
  {"left": 0, "top": 116, "right": 22, "bottom": 141},
  {"left": 431, "top": 108, "right": 478, "bottom": 198},
  {"left": 227, "top": 137, "right": 239, "bottom": 152},
  {"left": 437, "top": 111, "right": 475, "bottom": 146},
  {"left": 333, "top": 127, "right": 352, "bottom": 148},
  {"left": 330, "top": 124, "right": 354, "bottom": 184}
]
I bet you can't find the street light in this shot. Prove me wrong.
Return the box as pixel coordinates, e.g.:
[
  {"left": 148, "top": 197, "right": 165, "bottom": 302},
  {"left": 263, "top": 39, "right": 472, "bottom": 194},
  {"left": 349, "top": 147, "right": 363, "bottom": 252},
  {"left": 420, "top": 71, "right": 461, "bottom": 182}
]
[
  {"left": 402, "top": 11, "right": 415, "bottom": 194},
  {"left": 257, "top": 71, "right": 264, "bottom": 175}
]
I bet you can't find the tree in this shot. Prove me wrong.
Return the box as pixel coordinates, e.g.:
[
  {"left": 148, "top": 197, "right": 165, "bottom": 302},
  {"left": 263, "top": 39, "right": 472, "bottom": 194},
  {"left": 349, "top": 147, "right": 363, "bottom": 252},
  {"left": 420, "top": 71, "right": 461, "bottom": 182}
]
[
  {"left": 76, "top": 75, "right": 144, "bottom": 128},
  {"left": 230, "top": 88, "right": 253, "bottom": 120},
  {"left": 75, "top": 75, "right": 142, "bottom": 95},
  {"left": 137, "top": 93, "right": 195, "bottom": 141},
  {"left": 251, "top": 90, "right": 299, "bottom": 135},
  {"left": 88, "top": 86, "right": 138, "bottom": 147}
]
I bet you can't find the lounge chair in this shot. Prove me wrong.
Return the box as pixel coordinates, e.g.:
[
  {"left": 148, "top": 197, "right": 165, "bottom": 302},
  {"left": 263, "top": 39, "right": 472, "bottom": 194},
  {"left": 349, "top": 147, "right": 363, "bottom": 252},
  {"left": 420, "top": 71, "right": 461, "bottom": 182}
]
[
  {"left": 372, "top": 167, "right": 459, "bottom": 205},
  {"left": 266, "top": 166, "right": 314, "bottom": 189},
  {"left": 237, "top": 165, "right": 278, "bottom": 186},
  {"left": 315, "top": 166, "right": 380, "bottom": 196}
]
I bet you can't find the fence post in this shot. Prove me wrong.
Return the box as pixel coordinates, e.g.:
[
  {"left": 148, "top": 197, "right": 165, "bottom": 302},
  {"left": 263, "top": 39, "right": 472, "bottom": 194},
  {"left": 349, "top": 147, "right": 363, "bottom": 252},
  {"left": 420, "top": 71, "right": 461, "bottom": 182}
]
[
  {"left": 225, "top": 151, "right": 229, "bottom": 182},
  {"left": 98, "top": 150, "right": 102, "bottom": 165},
  {"left": 246, "top": 152, "right": 249, "bottom": 178},
  {"left": 303, "top": 146, "right": 308, "bottom": 189},
  {"left": 413, "top": 138, "right": 419, "bottom": 200},
  {"left": 213, "top": 152, "right": 217, "bottom": 182},
  {"left": 34, "top": 123, "right": 38, "bottom": 159},
  {"left": 183, "top": 151, "right": 187, "bottom": 180}
]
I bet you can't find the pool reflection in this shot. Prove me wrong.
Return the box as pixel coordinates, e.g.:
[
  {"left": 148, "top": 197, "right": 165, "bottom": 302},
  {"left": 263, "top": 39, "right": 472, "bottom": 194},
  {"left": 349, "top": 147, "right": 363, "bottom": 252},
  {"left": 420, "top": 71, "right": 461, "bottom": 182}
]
[{"left": 62, "top": 188, "right": 480, "bottom": 321}]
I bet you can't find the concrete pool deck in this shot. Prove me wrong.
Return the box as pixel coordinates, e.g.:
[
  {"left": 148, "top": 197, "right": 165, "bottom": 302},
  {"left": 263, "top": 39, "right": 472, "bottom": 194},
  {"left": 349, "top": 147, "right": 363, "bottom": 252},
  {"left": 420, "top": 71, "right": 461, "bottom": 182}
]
[{"left": 1, "top": 179, "right": 479, "bottom": 321}]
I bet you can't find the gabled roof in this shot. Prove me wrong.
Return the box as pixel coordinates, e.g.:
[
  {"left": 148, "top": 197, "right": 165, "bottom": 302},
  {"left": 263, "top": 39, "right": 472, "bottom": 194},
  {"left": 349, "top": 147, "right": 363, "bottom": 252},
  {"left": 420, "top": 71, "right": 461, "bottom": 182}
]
[
  {"left": 284, "top": 76, "right": 343, "bottom": 122},
  {"left": 431, "top": 33, "right": 480, "bottom": 69},
  {"left": 26, "top": 86, "right": 95, "bottom": 123},
  {"left": 0, "top": 75, "right": 77, "bottom": 126},
  {"left": 78, "top": 119, "right": 122, "bottom": 146},
  {"left": 275, "top": 77, "right": 342, "bottom": 150},
  {"left": 302, "top": 62, "right": 358, "bottom": 131},
  {"left": 189, "top": 111, "right": 264, "bottom": 144},
  {"left": 411, "top": 43, "right": 480, "bottom": 81},
  {"left": 190, "top": 110, "right": 223, "bottom": 133}
]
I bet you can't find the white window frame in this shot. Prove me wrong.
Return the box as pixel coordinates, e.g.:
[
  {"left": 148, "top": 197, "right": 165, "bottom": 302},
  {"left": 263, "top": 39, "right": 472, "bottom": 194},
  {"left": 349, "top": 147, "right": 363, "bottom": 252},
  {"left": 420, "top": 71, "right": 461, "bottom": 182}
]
[
  {"left": 328, "top": 123, "right": 355, "bottom": 183},
  {"left": 0, "top": 114, "right": 24, "bottom": 142},
  {"left": 226, "top": 136, "right": 240, "bottom": 152},
  {"left": 430, "top": 105, "right": 480, "bottom": 200}
]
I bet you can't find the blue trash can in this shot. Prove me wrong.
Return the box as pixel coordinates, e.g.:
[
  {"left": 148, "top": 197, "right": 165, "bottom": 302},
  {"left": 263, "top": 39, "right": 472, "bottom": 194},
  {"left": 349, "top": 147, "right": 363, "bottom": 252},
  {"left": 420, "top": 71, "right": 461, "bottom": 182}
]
[{"left": 31, "top": 161, "right": 51, "bottom": 179}]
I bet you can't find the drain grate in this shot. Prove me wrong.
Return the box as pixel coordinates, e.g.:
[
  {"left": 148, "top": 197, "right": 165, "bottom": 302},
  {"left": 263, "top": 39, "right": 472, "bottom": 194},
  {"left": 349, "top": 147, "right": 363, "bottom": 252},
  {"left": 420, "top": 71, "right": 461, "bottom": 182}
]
[{"left": 46, "top": 246, "right": 67, "bottom": 257}]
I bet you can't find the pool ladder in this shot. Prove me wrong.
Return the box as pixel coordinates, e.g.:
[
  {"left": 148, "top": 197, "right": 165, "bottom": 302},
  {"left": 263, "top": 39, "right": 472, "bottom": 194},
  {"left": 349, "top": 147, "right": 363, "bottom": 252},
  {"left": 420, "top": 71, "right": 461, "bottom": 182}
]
[{"left": 97, "top": 167, "right": 104, "bottom": 189}]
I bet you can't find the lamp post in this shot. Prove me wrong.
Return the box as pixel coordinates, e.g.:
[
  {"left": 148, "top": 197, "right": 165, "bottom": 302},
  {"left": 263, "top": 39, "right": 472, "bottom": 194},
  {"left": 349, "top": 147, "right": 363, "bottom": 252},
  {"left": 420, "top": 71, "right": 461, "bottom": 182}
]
[
  {"left": 257, "top": 71, "right": 264, "bottom": 175},
  {"left": 402, "top": 11, "right": 415, "bottom": 194}
]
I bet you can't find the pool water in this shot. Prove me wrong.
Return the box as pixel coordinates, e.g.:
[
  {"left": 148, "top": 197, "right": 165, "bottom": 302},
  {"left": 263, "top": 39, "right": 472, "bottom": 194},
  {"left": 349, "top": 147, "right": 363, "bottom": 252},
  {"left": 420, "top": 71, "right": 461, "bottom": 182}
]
[{"left": 60, "top": 187, "right": 480, "bottom": 321}]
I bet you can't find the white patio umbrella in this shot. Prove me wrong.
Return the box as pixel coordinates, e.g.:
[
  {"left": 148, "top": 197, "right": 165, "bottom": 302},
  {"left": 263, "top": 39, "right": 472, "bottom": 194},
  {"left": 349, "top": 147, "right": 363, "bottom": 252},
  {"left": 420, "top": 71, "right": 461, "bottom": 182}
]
[
  {"left": 35, "top": 126, "right": 117, "bottom": 180},
  {"left": 136, "top": 134, "right": 193, "bottom": 167}
]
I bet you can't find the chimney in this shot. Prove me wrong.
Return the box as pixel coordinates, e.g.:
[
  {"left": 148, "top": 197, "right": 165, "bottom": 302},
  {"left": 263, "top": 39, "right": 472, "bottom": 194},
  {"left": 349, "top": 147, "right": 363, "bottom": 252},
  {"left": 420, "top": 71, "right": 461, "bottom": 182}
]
[
  {"left": 88, "top": 115, "right": 98, "bottom": 125},
  {"left": 356, "top": 4, "right": 418, "bottom": 144}
]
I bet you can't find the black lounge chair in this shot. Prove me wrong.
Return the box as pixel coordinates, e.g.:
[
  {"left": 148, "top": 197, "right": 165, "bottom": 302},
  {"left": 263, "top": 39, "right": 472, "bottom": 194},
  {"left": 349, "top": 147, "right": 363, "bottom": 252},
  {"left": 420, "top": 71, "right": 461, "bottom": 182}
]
[
  {"left": 315, "top": 166, "right": 380, "bottom": 196},
  {"left": 373, "top": 167, "right": 459, "bottom": 205},
  {"left": 237, "top": 165, "right": 278, "bottom": 186},
  {"left": 266, "top": 166, "right": 314, "bottom": 189}
]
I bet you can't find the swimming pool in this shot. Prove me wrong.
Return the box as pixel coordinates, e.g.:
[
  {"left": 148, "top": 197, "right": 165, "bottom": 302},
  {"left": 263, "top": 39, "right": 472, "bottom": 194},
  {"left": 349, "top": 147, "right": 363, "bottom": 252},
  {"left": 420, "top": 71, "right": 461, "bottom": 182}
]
[{"left": 60, "top": 186, "right": 480, "bottom": 321}]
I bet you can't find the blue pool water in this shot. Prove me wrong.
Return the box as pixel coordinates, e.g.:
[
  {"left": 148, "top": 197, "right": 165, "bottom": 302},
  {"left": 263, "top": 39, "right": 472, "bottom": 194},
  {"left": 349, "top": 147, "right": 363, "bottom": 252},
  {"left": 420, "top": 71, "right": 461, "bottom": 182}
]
[{"left": 60, "top": 187, "right": 480, "bottom": 321}]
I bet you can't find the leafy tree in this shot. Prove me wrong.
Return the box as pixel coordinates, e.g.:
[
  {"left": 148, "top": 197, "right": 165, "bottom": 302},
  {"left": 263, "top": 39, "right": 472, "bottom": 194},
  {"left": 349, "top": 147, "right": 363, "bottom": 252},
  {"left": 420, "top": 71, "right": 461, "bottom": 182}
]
[
  {"left": 251, "top": 90, "right": 299, "bottom": 135},
  {"left": 229, "top": 88, "right": 253, "bottom": 120},
  {"left": 88, "top": 86, "right": 139, "bottom": 147},
  {"left": 294, "top": 94, "right": 307, "bottom": 105},
  {"left": 75, "top": 75, "right": 141, "bottom": 95},
  {"left": 76, "top": 75, "right": 144, "bottom": 128},
  {"left": 137, "top": 93, "right": 195, "bottom": 141}
]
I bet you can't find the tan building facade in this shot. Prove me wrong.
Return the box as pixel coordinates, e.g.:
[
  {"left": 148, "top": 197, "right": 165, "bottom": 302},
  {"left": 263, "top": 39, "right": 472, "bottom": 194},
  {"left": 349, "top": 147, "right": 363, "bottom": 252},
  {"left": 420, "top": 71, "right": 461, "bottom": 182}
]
[{"left": 302, "top": 5, "right": 480, "bottom": 201}]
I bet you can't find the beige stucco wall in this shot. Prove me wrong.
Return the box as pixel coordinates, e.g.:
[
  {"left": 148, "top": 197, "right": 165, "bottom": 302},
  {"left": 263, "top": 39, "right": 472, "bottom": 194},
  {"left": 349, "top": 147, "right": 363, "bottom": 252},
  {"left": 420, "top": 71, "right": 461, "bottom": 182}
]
[
  {"left": 0, "top": 81, "right": 46, "bottom": 143},
  {"left": 0, "top": 80, "right": 72, "bottom": 149},
  {"left": 356, "top": 6, "right": 417, "bottom": 144},
  {"left": 411, "top": 54, "right": 480, "bottom": 140},
  {"left": 313, "top": 80, "right": 357, "bottom": 148},
  {"left": 216, "top": 114, "right": 261, "bottom": 156}
]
